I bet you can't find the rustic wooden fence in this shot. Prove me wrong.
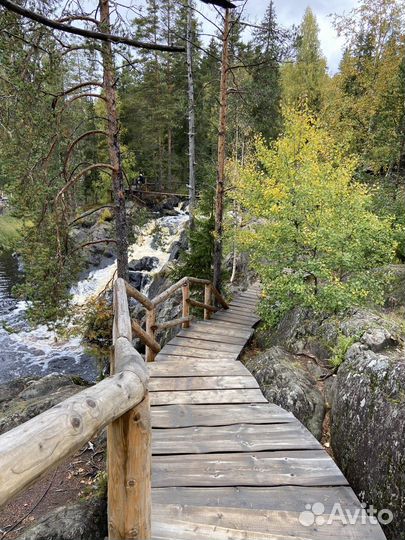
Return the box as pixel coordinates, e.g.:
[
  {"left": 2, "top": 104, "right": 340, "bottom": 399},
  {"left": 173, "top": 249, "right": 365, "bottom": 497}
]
[
  {"left": 126, "top": 276, "right": 228, "bottom": 361},
  {"left": 0, "top": 276, "right": 228, "bottom": 539}
]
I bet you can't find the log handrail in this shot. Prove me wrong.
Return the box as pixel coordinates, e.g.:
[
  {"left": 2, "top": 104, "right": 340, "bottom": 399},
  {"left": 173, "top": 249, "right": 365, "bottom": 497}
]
[
  {"left": 121, "top": 276, "right": 229, "bottom": 361},
  {"left": 0, "top": 277, "right": 151, "bottom": 540}
]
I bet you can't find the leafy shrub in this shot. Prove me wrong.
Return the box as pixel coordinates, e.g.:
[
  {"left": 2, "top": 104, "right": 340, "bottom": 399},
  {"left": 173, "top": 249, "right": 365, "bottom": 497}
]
[
  {"left": 329, "top": 334, "right": 357, "bottom": 368},
  {"left": 233, "top": 109, "right": 397, "bottom": 326}
]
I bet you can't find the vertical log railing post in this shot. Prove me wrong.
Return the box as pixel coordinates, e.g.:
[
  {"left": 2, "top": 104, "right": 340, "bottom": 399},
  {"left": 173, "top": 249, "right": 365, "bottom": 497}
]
[
  {"left": 108, "top": 278, "right": 151, "bottom": 539},
  {"left": 146, "top": 308, "right": 157, "bottom": 362},
  {"left": 204, "top": 283, "right": 212, "bottom": 320},
  {"left": 182, "top": 280, "right": 190, "bottom": 328}
]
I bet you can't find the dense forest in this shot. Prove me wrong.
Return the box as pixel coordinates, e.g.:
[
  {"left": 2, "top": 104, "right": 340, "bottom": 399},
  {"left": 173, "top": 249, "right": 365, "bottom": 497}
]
[
  {"left": 0, "top": 1, "right": 405, "bottom": 539},
  {"left": 0, "top": 0, "right": 404, "bottom": 327}
]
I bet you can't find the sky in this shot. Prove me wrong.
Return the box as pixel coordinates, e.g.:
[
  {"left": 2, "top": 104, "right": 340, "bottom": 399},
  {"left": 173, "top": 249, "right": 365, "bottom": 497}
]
[{"left": 198, "top": 0, "right": 358, "bottom": 74}]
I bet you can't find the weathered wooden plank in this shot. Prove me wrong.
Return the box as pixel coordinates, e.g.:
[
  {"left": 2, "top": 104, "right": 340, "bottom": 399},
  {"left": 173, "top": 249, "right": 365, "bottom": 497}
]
[
  {"left": 169, "top": 337, "right": 244, "bottom": 353},
  {"left": 219, "top": 311, "right": 260, "bottom": 322},
  {"left": 225, "top": 304, "right": 258, "bottom": 313},
  {"left": 161, "top": 344, "right": 238, "bottom": 360},
  {"left": 152, "top": 504, "right": 386, "bottom": 540},
  {"left": 152, "top": 423, "right": 320, "bottom": 454},
  {"left": 224, "top": 310, "right": 259, "bottom": 321},
  {"left": 149, "top": 376, "right": 258, "bottom": 392},
  {"left": 189, "top": 322, "right": 253, "bottom": 339},
  {"left": 152, "top": 451, "right": 348, "bottom": 487},
  {"left": 213, "top": 314, "right": 259, "bottom": 327},
  {"left": 152, "top": 485, "right": 360, "bottom": 512},
  {"left": 149, "top": 359, "right": 251, "bottom": 378},
  {"left": 151, "top": 403, "right": 295, "bottom": 428},
  {"left": 150, "top": 388, "right": 267, "bottom": 406},
  {"left": 215, "top": 311, "right": 260, "bottom": 321},
  {"left": 155, "top": 353, "right": 238, "bottom": 363},
  {"left": 177, "top": 329, "right": 247, "bottom": 346}
]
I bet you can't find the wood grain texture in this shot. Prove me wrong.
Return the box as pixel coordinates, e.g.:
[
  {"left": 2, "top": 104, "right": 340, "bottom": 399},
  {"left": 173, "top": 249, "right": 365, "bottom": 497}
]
[
  {"left": 150, "top": 388, "right": 267, "bottom": 406},
  {"left": 149, "top": 375, "right": 258, "bottom": 392},
  {"left": 151, "top": 403, "right": 295, "bottom": 427},
  {"left": 108, "top": 394, "right": 151, "bottom": 539},
  {"left": 114, "top": 278, "right": 132, "bottom": 342},
  {"left": 152, "top": 423, "right": 320, "bottom": 454},
  {"left": 182, "top": 282, "right": 190, "bottom": 329},
  {"left": 169, "top": 337, "right": 244, "bottom": 353},
  {"left": 177, "top": 329, "right": 247, "bottom": 346},
  {"left": 152, "top": 451, "right": 348, "bottom": 488},
  {"left": 204, "top": 283, "right": 212, "bottom": 320},
  {"left": 146, "top": 308, "right": 157, "bottom": 362},
  {"left": 185, "top": 322, "right": 253, "bottom": 339},
  {"left": 149, "top": 359, "right": 250, "bottom": 377},
  {"left": 212, "top": 313, "right": 259, "bottom": 327},
  {"left": 152, "top": 503, "right": 386, "bottom": 540},
  {"left": 152, "top": 485, "right": 360, "bottom": 511},
  {"left": 0, "top": 370, "right": 146, "bottom": 507},
  {"left": 161, "top": 344, "right": 238, "bottom": 360}
]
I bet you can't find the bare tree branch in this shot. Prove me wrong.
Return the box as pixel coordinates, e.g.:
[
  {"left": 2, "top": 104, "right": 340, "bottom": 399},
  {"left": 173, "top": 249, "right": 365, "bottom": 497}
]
[
  {"left": 0, "top": 0, "right": 185, "bottom": 52},
  {"left": 55, "top": 163, "right": 114, "bottom": 202}
]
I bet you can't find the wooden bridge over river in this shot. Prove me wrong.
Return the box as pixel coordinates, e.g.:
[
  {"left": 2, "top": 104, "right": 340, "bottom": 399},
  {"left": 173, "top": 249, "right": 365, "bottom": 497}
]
[{"left": 0, "top": 277, "right": 387, "bottom": 539}]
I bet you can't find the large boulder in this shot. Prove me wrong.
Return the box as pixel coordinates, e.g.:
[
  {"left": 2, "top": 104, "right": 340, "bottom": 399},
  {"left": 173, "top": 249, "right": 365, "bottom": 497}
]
[
  {"left": 128, "top": 256, "right": 159, "bottom": 272},
  {"left": 245, "top": 346, "right": 326, "bottom": 439},
  {"left": 16, "top": 496, "right": 107, "bottom": 540},
  {"left": 332, "top": 341, "right": 405, "bottom": 539},
  {"left": 0, "top": 374, "right": 88, "bottom": 434}
]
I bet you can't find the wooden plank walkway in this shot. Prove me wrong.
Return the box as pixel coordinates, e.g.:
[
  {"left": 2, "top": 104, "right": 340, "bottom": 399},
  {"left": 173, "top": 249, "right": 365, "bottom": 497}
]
[{"left": 148, "top": 286, "right": 386, "bottom": 539}]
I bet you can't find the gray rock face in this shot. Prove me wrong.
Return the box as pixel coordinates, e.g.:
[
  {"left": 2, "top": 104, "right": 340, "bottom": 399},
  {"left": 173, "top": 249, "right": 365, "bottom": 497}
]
[
  {"left": 245, "top": 346, "right": 325, "bottom": 439},
  {"left": 332, "top": 342, "right": 405, "bottom": 539},
  {"left": 0, "top": 374, "right": 88, "bottom": 434},
  {"left": 128, "top": 256, "right": 159, "bottom": 272},
  {"left": 16, "top": 497, "right": 107, "bottom": 540}
]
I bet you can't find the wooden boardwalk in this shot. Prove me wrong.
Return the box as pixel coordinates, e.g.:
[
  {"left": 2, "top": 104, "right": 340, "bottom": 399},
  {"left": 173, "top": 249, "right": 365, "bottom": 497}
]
[{"left": 147, "top": 286, "right": 386, "bottom": 539}]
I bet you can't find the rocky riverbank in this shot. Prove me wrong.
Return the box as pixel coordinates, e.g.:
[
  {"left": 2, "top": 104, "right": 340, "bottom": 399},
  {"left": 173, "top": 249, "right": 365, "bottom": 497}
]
[{"left": 244, "top": 265, "right": 405, "bottom": 540}]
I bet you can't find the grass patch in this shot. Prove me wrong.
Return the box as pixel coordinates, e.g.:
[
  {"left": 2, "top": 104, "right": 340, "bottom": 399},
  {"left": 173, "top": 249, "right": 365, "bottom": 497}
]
[{"left": 0, "top": 215, "right": 22, "bottom": 250}]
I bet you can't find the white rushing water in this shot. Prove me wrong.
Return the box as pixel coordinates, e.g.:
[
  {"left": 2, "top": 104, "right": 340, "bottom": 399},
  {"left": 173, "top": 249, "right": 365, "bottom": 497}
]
[
  {"left": 0, "top": 207, "right": 189, "bottom": 383},
  {"left": 71, "top": 208, "right": 189, "bottom": 305}
]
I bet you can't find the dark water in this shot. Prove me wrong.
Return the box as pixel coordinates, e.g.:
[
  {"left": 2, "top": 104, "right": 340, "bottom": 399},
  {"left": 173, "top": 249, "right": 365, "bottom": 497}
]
[
  {"left": 0, "top": 251, "right": 98, "bottom": 385},
  {"left": 0, "top": 250, "right": 20, "bottom": 310}
]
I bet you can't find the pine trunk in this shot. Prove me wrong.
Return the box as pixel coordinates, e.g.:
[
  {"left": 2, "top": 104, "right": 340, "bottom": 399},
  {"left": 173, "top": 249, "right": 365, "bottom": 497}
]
[
  {"left": 187, "top": 0, "right": 196, "bottom": 229},
  {"left": 213, "top": 8, "right": 230, "bottom": 292},
  {"left": 99, "top": 0, "right": 128, "bottom": 280}
]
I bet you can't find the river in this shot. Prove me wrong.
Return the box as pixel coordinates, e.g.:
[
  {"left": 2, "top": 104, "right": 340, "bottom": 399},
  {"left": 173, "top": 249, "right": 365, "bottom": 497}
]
[{"left": 0, "top": 209, "right": 188, "bottom": 385}]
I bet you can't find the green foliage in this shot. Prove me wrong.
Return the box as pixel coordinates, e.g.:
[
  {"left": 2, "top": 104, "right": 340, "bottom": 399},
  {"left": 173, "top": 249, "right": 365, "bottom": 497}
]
[
  {"left": 82, "top": 297, "right": 113, "bottom": 355},
  {"left": 0, "top": 215, "right": 22, "bottom": 251},
  {"left": 172, "top": 217, "right": 215, "bottom": 282},
  {"left": 328, "top": 0, "right": 405, "bottom": 174},
  {"left": 281, "top": 7, "right": 328, "bottom": 112},
  {"left": 233, "top": 108, "right": 397, "bottom": 326},
  {"left": 329, "top": 333, "right": 357, "bottom": 367},
  {"left": 13, "top": 219, "right": 81, "bottom": 328},
  {"left": 97, "top": 208, "right": 114, "bottom": 224}
]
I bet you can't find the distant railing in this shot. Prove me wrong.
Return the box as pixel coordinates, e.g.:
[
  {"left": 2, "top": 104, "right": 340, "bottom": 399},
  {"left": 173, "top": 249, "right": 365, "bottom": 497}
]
[
  {"left": 125, "top": 275, "right": 229, "bottom": 361},
  {"left": 0, "top": 275, "right": 229, "bottom": 539}
]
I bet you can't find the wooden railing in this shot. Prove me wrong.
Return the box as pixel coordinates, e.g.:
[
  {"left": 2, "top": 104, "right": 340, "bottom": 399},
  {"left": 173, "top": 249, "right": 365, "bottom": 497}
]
[
  {"left": 125, "top": 275, "right": 229, "bottom": 361},
  {"left": 0, "top": 278, "right": 151, "bottom": 540},
  {"left": 0, "top": 275, "right": 228, "bottom": 539}
]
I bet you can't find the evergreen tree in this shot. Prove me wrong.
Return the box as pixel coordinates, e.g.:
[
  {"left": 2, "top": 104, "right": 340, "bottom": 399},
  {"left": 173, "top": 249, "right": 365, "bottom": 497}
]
[
  {"left": 248, "top": 0, "right": 282, "bottom": 141},
  {"left": 281, "top": 7, "right": 328, "bottom": 112}
]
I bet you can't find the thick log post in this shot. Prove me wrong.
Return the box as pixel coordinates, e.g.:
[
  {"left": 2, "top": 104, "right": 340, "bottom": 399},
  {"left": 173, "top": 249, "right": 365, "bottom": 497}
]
[
  {"left": 204, "top": 283, "right": 212, "bottom": 320},
  {"left": 182, "top": 281, "right": 190, "bottom": 328},
  {"left": 107, "top": 393, "right": 151, "bottom": 540},
  {"left": 108, "top": 336, "right": 150, "bottom": 539},
  {"left": 146, "top": 309, "right": 157, "bottom": 362}
]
